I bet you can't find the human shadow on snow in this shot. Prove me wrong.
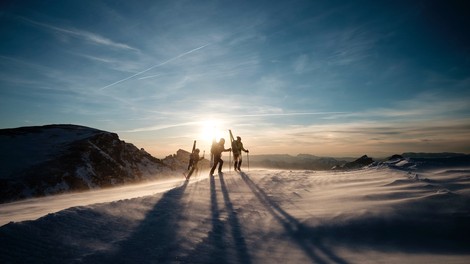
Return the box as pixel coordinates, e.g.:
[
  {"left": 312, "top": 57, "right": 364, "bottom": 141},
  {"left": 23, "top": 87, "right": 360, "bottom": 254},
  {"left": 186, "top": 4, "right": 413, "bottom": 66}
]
[
  {"left": 178, "top": 172, "right": 252, "bottom": 264},
  {"left": 84, "top": 179, "right": 190, "bottom": 263},
  {"left": 240, "top": 172, "right": 348, "bottom": 264},
  {"left": 240, "top": 172, "right": 470, "bottom": 257},
  {"left": 218, "top": 172, "right": 252, "bottom": 264}
]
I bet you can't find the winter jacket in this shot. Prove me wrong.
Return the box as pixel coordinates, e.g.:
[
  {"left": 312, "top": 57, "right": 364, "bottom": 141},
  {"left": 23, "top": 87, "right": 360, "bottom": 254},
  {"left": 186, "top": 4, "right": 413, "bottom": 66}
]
[
  {"left": 211, "top": 142, "right": 229, "bottom": 157},
  {"left": 232, "top": 141, "right": 246, "bottom": 155}
]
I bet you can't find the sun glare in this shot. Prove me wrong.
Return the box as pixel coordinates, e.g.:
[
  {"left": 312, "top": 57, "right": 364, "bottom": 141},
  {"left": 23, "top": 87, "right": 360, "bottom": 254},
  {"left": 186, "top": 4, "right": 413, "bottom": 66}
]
[{"left": 200, "top": 119, "right": 225, "bottom": 144}]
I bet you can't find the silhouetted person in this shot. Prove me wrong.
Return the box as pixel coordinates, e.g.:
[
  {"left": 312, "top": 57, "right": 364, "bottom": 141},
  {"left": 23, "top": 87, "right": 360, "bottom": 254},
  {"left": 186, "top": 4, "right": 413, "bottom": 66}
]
[
  {"left": 210, "top": 138, "right": 231, "bottom": 175},
  {"left": 185, "top": 148, "right": 204, "bottom": 179},
  {"left": 232, "top": 136, "right": 249, "bottom": 171}
]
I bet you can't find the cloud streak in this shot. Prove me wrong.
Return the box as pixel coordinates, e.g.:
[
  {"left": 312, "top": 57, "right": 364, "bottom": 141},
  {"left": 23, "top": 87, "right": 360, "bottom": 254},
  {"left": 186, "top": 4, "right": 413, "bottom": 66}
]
[
  {"left": 20, "top": 17, "right": 138, "bottom": 51},
  {"left": 120, "top": 112, "right": 348, "bottom": 134},
  {"left": 99, "top": 44, "right": 210, "bottom": 90},
  {"left": 232, "top": 112, "right": 349, "bottom": 118},
  {"left": 120, "top": 121, "right": 199, "bottom": 133},
  {"left": 138, "top": 74, "right": 165, "bottom": 80}
]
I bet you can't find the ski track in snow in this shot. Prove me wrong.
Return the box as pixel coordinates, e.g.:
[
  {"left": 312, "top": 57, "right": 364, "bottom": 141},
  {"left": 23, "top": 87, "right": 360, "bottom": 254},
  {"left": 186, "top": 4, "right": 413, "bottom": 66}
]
[{"left": 1, "top": 168, "right": 470, "bottom": 263}]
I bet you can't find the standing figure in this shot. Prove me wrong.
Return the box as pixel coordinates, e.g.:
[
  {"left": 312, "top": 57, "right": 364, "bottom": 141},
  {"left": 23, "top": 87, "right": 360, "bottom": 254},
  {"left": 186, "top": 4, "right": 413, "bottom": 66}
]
[
  {"left": 185, "top": 148, "right": 204, "bottom": 180},
  {"left": 232, "top": 136, "right": 249, "bottom": 171},
  {"left": 210, "top": 138, "right": 231, "bottom": 175}
]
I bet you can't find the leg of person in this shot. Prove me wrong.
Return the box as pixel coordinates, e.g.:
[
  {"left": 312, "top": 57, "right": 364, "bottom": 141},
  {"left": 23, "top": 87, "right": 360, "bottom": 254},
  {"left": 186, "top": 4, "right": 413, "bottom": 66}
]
[
  {"left": 233, "top": 154, "right": 240, "bottom": 171},
  {"left": 236, "top": 155, "right": 243, "bottom": 171},
  {"left": 210, "top": 155, "right": 221, "bottom": 175},
  {"left": 210, "top": 160, "right": 217, "bottom": 175},
  {"left": 187, "top": 167, "right": 195, "bottom": 179},
  {"left": 218, "top": 159, "right": 224, "bottom": 173}
]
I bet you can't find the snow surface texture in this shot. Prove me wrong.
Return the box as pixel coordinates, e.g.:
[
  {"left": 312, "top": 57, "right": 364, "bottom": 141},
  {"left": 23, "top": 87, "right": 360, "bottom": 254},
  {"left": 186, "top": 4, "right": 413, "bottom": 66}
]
[{"left": 1, "top": 164, "right": 469, "bottom": 263}]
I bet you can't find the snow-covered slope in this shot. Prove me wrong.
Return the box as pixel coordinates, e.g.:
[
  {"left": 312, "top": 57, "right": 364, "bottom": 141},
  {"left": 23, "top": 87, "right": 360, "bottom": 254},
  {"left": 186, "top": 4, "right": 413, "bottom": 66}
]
[
  {"left": 0, "top": 124, "right": 174, "bottom": 203},
  {"left": 1, "top": 160, "right": 469, "bottom": 263}
]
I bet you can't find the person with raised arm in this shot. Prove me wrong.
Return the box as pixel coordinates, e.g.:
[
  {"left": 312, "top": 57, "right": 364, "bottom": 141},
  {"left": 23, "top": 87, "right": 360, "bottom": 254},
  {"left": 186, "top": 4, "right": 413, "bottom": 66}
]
[{"left": 209, "top": 138, "right": 231, "bottom": 175}]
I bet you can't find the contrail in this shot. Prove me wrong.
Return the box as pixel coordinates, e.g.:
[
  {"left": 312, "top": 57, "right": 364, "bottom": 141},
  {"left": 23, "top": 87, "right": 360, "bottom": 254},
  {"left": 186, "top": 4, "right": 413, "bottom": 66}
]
[
  {"left": 232, "top": 112, "right": 349, "bottom": 117},
  {"left": 99, "top": 44, "right": 210, "bottom": 90},
  {"left": 138, "top": 74, "right": 164, "bottom": 80},
  {"left": 119, "top": 121, "right": 199, "bottom": 133}
]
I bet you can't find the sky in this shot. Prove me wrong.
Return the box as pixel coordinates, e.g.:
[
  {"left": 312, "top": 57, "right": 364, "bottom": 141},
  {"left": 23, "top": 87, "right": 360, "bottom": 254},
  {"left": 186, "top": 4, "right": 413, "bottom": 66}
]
[{"left": 1, "top": 0, "right": 469, "bottom": 158}]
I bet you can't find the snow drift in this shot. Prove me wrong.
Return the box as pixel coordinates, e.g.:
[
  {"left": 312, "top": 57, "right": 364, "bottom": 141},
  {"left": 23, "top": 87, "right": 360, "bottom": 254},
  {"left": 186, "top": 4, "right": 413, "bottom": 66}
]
[{"left": 1, "top": 158, "right": 469, "bottom": 263}]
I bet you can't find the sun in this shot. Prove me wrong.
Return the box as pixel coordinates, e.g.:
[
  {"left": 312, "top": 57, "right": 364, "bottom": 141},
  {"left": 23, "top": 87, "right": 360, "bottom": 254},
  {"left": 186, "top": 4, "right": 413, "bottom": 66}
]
[{"left": 200, "top": 119, "right": 225, "bottom": 144}]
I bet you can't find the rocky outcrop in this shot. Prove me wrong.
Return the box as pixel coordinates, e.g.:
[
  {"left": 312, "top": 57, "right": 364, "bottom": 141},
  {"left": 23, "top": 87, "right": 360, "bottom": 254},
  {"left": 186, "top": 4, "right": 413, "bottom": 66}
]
[
  {"left": 162, "top": 149, "right": 192, "bottom": 170},
  {"left": 162, "top": 149, "right": 210, "bottom": 171},
  {"left": 332, "top": 155, "right": 375, "bottom": 170},
  {"left": 388, "top": 154, "right": 404, "bottom": 161},
  {"left": 0, "top": 124, "right": 173, "bottom": 203}
]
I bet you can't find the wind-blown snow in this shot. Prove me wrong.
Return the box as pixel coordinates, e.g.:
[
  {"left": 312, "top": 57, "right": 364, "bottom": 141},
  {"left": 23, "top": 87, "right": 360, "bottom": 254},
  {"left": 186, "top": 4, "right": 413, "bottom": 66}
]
[
  {"left": 0, "top": 177, "right": 197, "bottom": 226},
  {"left": 1, "top": 165, "right": 469, "bottom": 263}
]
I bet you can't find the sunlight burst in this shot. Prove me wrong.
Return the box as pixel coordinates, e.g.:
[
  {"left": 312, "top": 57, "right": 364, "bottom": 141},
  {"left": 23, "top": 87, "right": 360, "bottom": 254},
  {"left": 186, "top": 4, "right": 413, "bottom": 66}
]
[{"left": 200, "top": 119, "right": 225, "bottom": 144}]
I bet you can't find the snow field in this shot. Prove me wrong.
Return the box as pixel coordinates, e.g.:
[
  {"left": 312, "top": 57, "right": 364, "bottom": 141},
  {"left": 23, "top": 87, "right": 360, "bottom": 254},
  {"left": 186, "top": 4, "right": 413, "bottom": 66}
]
[{"left": 1, "top": 167, "right": 469, "bottom": 263}]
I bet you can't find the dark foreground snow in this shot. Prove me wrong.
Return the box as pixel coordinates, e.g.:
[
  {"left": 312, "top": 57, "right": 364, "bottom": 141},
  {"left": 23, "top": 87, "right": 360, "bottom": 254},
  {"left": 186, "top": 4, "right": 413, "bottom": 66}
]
[{"left": 1, "top": 166, "right": 469, "bottom": 263}]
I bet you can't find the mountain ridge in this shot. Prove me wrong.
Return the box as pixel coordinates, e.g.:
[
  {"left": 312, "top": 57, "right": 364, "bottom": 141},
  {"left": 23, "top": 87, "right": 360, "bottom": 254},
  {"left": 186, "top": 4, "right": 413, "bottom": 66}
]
[
  {"left": 0, "top": 124, "right": 174, "bottom": 203},
  {"left": 2, "top": 124, "right": 468, "bottom": 202}
]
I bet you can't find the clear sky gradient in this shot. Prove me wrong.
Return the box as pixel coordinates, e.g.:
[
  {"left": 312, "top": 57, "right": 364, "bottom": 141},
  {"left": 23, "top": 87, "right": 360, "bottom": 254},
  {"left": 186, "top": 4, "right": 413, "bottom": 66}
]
[{"left": 1, "top": 0, "right": 469, "bottom": 158}]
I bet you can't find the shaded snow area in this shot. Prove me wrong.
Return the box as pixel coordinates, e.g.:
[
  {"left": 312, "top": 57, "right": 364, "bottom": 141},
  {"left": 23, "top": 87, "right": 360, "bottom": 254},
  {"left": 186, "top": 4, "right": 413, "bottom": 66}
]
[{"left": 1, "top": 167, "right": 470, "bottom": 263}]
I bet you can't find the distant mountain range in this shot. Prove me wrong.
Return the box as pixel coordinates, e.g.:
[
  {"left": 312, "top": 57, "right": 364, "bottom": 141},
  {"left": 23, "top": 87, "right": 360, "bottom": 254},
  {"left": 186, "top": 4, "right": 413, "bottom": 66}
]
[
  {"left": 250, "top": 152, "right": 469, "bottom": 171},
  {"left": 247, "top": 154, "right": 351, "bottom": 170}
]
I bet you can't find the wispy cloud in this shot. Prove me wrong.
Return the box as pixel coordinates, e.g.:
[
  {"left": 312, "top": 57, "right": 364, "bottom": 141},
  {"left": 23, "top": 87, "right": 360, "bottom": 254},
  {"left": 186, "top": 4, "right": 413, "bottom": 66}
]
[
  {"left": 0, "top": 55, "right": 83, "bottom": 92},
  {"left": 293, "top": 54, "right": 310, "bottom": 74},
  {"left": 351, "top": 92, "right": 470, "bottom": 120},
  {"left": 99, "top": 44, "right": 210, "bottom": 90},
  {"left": 248, "top": 116, "right": 470, "bottom": 156},
  {"left": 20, "top": 17, "right": 139, "bottom": 52},
  {"left": 72, "top": 53, "right": 141, "bottom": 73},
  {"left": 232, "top": 112, "right": 349, "bottom": 118},
  {"left": 177, "top": 91, "right": 467, "bottom": 156},
  {"left": 120, "top": 121, "right": 200, "bottom": 133},
  {"left": 322, "top": 25, "right": 378, "bottom": 66}
]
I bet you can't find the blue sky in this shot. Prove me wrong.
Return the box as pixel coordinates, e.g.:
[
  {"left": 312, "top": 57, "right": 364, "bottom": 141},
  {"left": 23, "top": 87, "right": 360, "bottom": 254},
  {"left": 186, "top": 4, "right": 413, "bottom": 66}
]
[{"left": 1, "top": 0, "right": 469, "bottom": 158}]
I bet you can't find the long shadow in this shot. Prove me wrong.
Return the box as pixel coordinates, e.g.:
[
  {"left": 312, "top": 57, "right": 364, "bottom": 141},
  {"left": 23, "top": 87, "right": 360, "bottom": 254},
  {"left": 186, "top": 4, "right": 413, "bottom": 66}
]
[
  {"left": 84, "top": 179, "right": 190, "bottom": 263},
  {"left": 179, "top": 173, "right": 252, "bottom": 264},
  {"left": 178, "top": 174, "right": 228, "bottom": 264},
  {"left": 240, "top": 172, "right": 348, "bottom": 264},
  {"left": 241, "top": 171, "right": 470, "bottom": 257},
  {"left": 219, "top": 172, "right": 252, "bottom": 264}
]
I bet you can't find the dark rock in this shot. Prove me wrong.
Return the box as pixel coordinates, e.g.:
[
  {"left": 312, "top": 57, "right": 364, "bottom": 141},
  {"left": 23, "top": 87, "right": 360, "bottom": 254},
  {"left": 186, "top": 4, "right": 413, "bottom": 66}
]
[
  {"left": 333, "top": 155, "right": 375, "bottom": 170},
  {"left": 0, "top": 124, "right": 173, "bottom": 203}
]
